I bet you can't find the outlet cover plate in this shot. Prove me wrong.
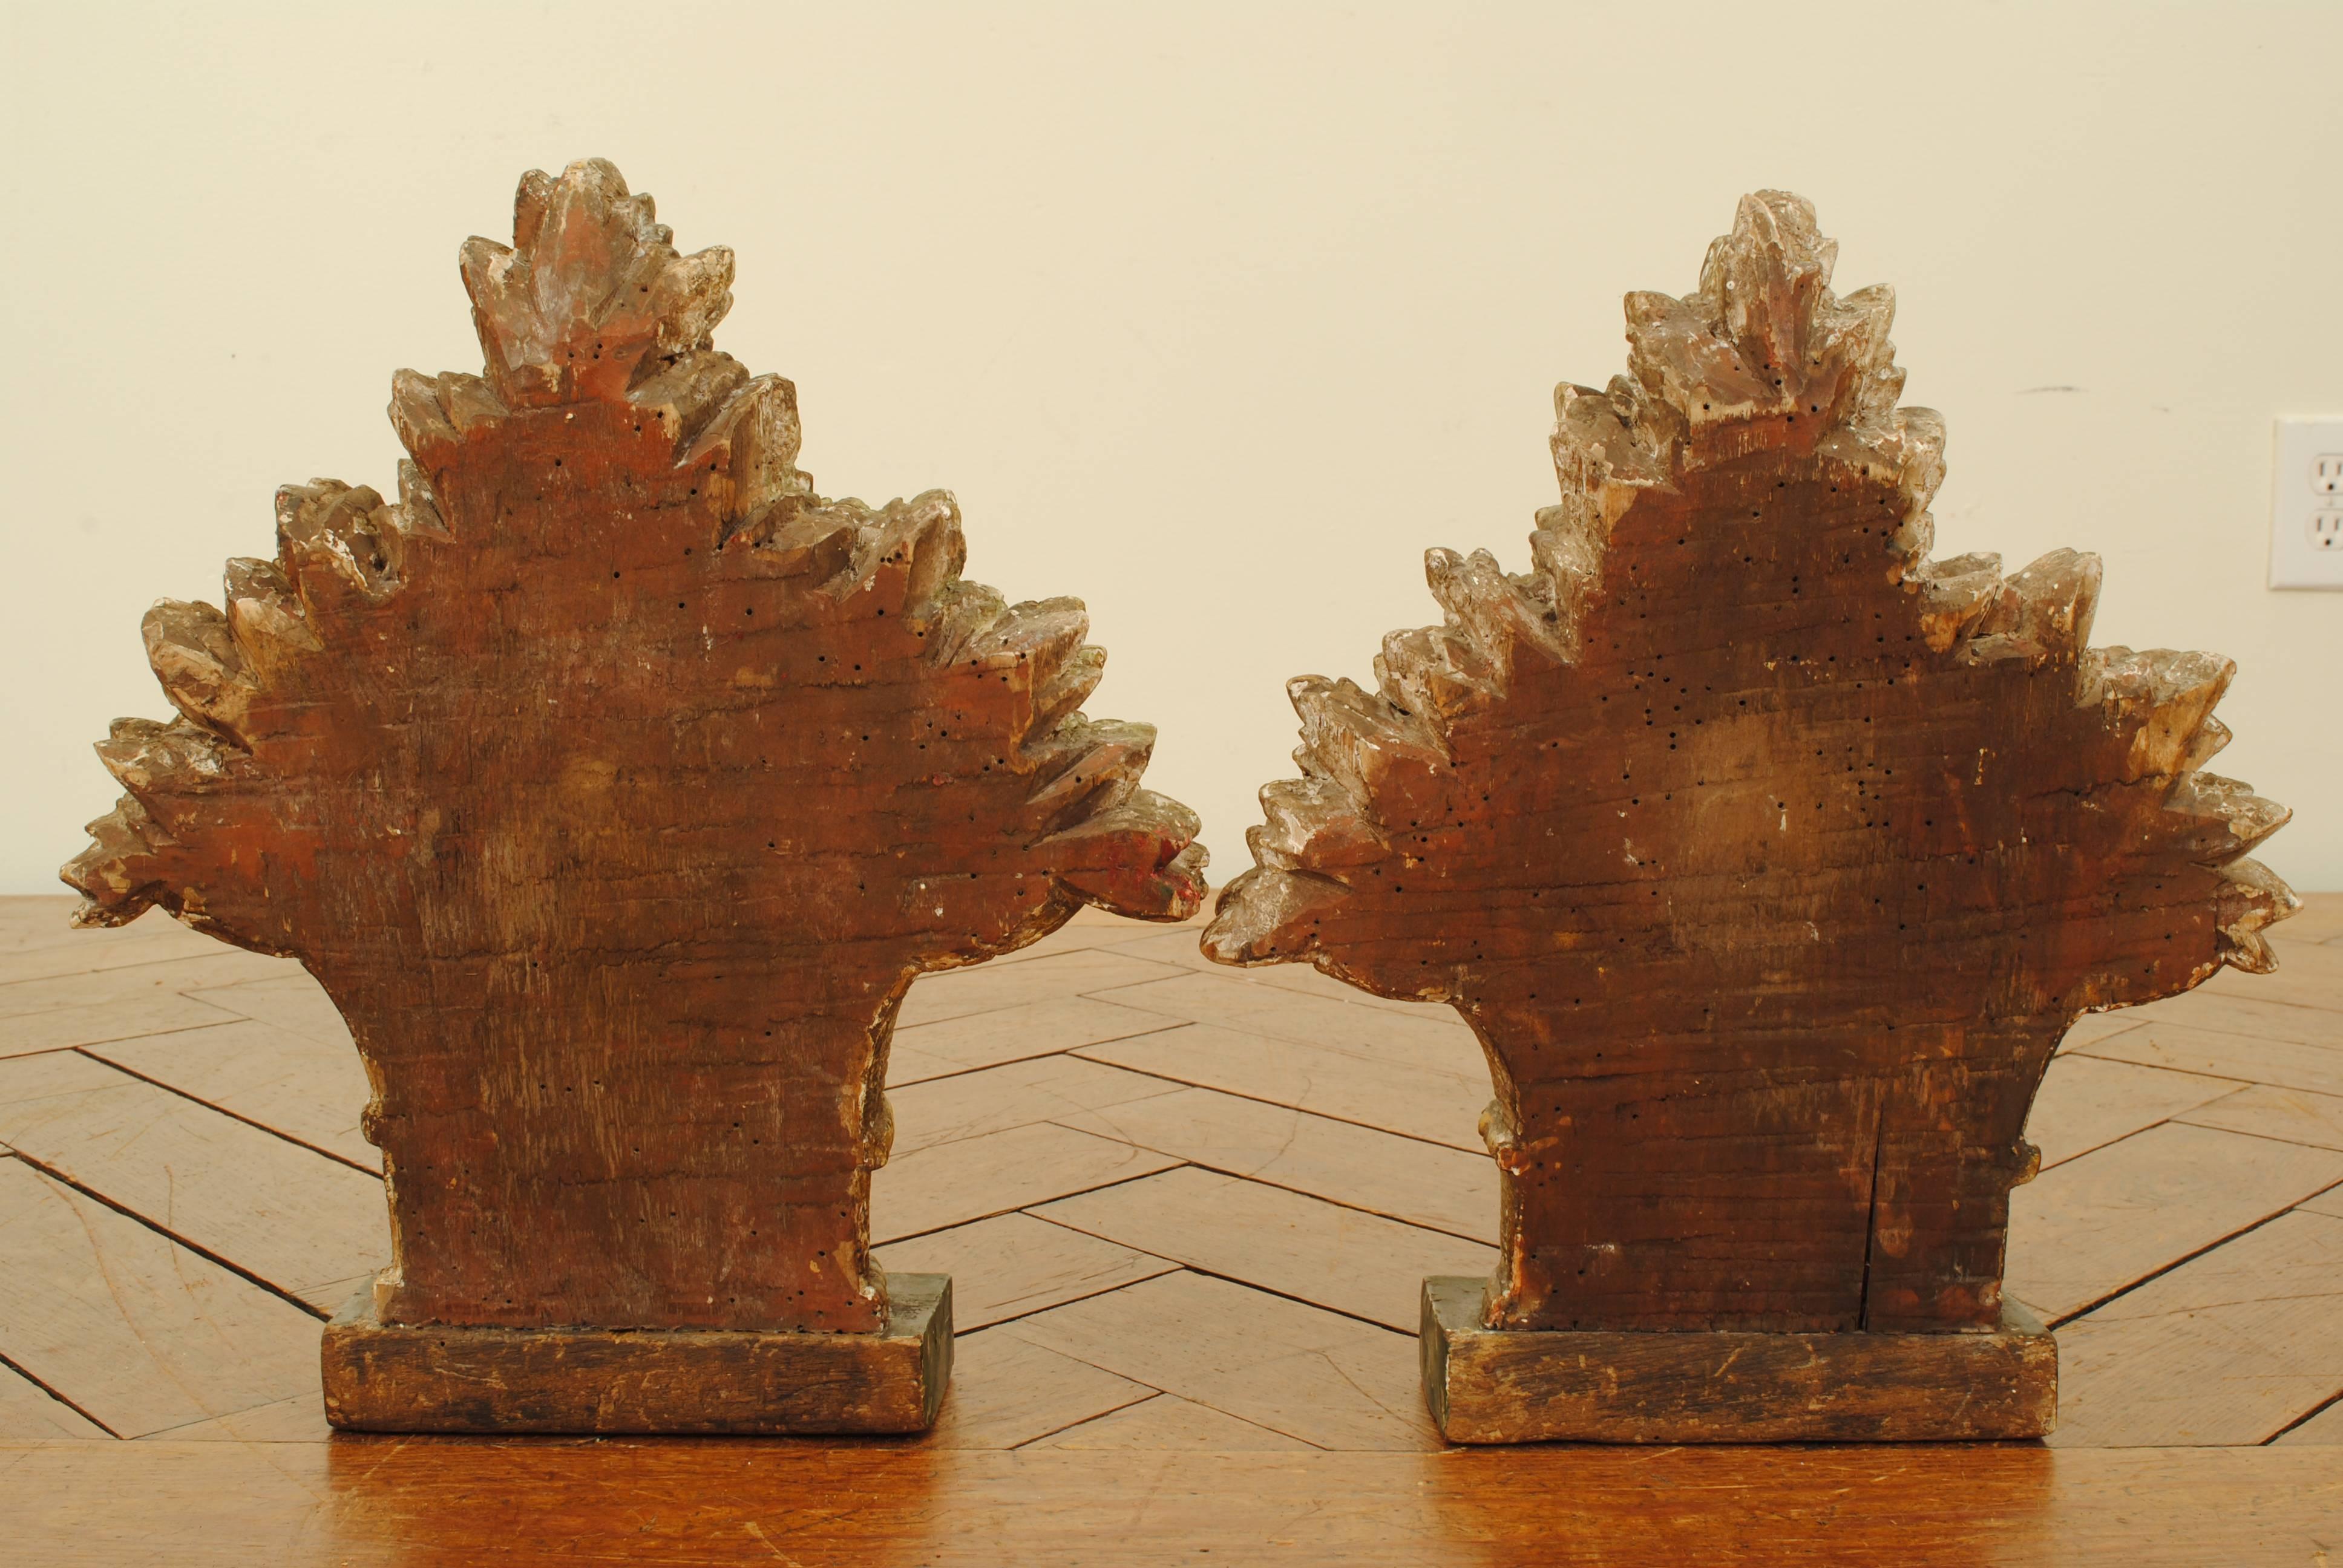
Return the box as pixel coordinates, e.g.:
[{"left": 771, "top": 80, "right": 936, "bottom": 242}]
[{"left": 2272, "top": 418, "right": 2343, "bottom": 589}]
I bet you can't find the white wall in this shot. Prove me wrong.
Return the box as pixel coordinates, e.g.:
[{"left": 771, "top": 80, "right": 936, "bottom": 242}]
[{"left": 4, "top": 2, "right": 2339, "bottom": 895}]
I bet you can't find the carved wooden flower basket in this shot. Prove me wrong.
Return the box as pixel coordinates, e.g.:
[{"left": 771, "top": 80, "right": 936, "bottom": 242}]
[
  {"left": 1204, "top": 192, "right": 2295, "bottom": 1443},
  {"left": 65, "top": 160, "right": 1206, "bottom": 1434}
]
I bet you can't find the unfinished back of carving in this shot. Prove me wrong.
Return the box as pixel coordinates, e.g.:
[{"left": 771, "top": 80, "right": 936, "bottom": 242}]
[
  {"left": 1207, "top": 192, "right": 2293, "bottom": 1334},
  {"left": 66, "top": 160, "right": 1206, "bottom": 1336}
]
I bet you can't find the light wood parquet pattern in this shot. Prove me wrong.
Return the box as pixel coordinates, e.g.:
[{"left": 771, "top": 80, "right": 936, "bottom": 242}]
[{"left": 1, "top": 893, "right": 2338, "bottom": 1561}]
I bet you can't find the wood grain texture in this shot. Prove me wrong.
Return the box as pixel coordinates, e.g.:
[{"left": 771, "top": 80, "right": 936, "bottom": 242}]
[
  {"left": 1094, "top": 972, "right": 1488, "bottom": 1076},
  {"left": 2272, "top": 900, "right": 2343, "bottom": 942},
  {"left": 869, "top": 1120, "right": 1179, "bottom": 1244},
  {"left": 1080, "top": 1022, "right": 1489, "bottom": 1150},
  {"left": 0, "top": 993, "right": 246, "bottom": 1059},
  {"left": 884, "top": 1056, "right": 1179, "bottom": 1155},
  {"left": 1423, "top": 1276, "right": 2055, "bottom": 1444},
  {"left": 0, "top": 904, "right": 231, "bottom": 987},
  {"left": 1000, "top": 1269, "right": 1440, "bottom": 1451},
  {"left": 0, "top": 950, "right": 292, "bottom": 1020},
  {"left": 320, "top": 1275, "right": 952, "bottom": 1435},
  {"left": 2049, "top": 1211, "right": 2343, "bottom": 1447},
  {"left": 1203, "top": 191, "right": 2297, "bottom": 1339},
  {"left": 1026, "top": 1391, "right": 1314, "bottom": 1451},
  {"left": 143, "top": 1393, "right": 334, "bottom": 1444},
  {"left": 57, "top": 158, "right": 1205, "bottom": 1338},
  {"left": 1057, "top": 1082, "right": 1501, "bottom": 1241},
  {"left": 0, "top": 1364, "right": 109, "bottom": 1440},
  {"left": 2059, "top": 1013, "right": 2149, "bottom": 1053},
  {"left": 2074, "top": 1020, "right": 2343, "bottom": 1097},
  {"left": 2024, "top": 1053, "right": 2241, "bottom": 1171},
  {"left": 918, "top": 1327, "right": 1152, "bottom": 1450},
  {"left": 2183, "top": 938, "right": 2343, "bottom": 1013},
  {"left": 0, "top": 1050, "right": 387, "bottom": 1308},
  {"left": 871, "top": 1212, "right": 1175, "bottom": 1329},
  {"left": 884, "top": 995, "right": 1182, "bottom": 1082},
  {"left": 0, "top": 1158, "right": 319, "bottom": 1439},
  {"left": 1035, "top": 1166, "right": 1495, "bottom": 1331},
  {"left": 896, "top": 950, "right": 1187, "bottom": 1030},
  {"left": 2276, "top": 1398, "right": 2343, "bottom": 1444},
  {"left": 179, "top": 974, "right": 351, "bottom": 1048},
  {"left": 84, "top": 1017, "right": 378, "bottom": 1170},
  {"left": 2180, "top": 1083, "right": 2343, "bottom": 1150},
  {"left": 5, "top": 1439, "right": 2337, "bottom": 1566},
  {"left": 2124, "top": 991, "right": 2342, "bottom": 1050},
  {"left": 2005, "top": 1122, "right": 2343, "bottom": 1321}
]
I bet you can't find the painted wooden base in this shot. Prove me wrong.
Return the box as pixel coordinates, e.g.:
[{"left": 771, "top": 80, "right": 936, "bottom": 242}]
[
  {"left": 321, "top": 1273, "right": 953, "bottom": 1435},
  {"left": 1421, "top": 1276, "right": 2056, "bottom": 1444}
]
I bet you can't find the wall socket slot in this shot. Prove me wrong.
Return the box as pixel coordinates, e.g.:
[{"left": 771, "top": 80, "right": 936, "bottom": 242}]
[{"left": 2271, "top": 420, "right": 2343, "bottom": 587}]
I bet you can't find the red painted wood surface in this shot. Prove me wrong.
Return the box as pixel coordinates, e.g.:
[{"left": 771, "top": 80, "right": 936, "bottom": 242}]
[
  {"left": 62, "top": 160, "right": 1205, "bottom": 1334},
  {"left": 1207, "top": 192, "right": 2295, "bottom": 1334}
]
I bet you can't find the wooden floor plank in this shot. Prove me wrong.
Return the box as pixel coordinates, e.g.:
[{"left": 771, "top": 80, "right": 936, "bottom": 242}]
[
  {"left": 0, "top": 902, "right": 215, "bottom": 959},
  {"left": 2187, "top": 938, "right": 2343, "bottom": 1015},
  {"left": 1034, "top": 1166, "right": 1496, "bottom": 1332},
  {"left": 0, "top": 1158, "right": 322, "bottom": 1439},
  {"left": 871, "top": 1212, "right": 1176, "bottom": 1330},
  {"left": 897, "top": 950, "right": 1187, "bottom": 1030},
  {"left": 1086, "top": 926, "right": 1224, "bottom": 975},
  {"left": 0, "top": 994, "right": 249, "bottom": 1059},
  {"left": 0, "top": 1362, "right": 110, "bottom": 1439},
  {"left": 2024, "top": 1054, "right": 2243, "bottom": 1172},
  {"left": 1078, "top": 1023, "right": 1489, "bottom": 1151},
  {"left": 2072, "top": 1021, "right": 2343, "bottom": 1099},
  {"left": 179, "top": 975, "right": 350, "bottom": 1049},
  {"left": 1000, "top": 1269, "right": 1440, "bottom": 1451},
  {"left": 1090, "top": 972, "right": 1487, "bottom": 1079},
  {"left": 919, "top": 1327, "right": 1155, "bottom": 1451},
  {"left": 4, "top": 886, "right": 2341, "bottom": 1515},
  {"left": 976, "top": 912, "right": 1199, "bottom": 969},
  {"left": 139, "top": 1393, "right": 332, "bottom": 1443},
  {"left": 2178, "top": 1083, "right": 2343, "bottom": 1152},
  {"left": 2275, "top": 1397, "right": 2343, "bottom": 1444},
  {"left": 2049, "top": 1210, "right": 2343, "bottom": 1447},
  {"left": 0, "top": 950, "right": 298, "bottom": 1022},
  {"left": 2298, "top": 1187, "right": 2343, "bottom": 1221},
  {"left": 2005, "top": 1122, "right": 2343, "bottom": 1322},
  {"left": 885, "top": 1056, "right": 1181, "bottom": 1156},
  {"left": 5, "top": 1439, "right": 2340, "bottom": 1567},
  {"left": 2119, "top": 990, "right": 2343, "bottom": 1050},
  {"left": 0, "top": 896, "right": 109, "bottom": 943},
  {"left": 869, "top": 1121, "right": 1179, "bottom": 1244},
  {"left": 1027, "top": 1391, "right": 1314, "bottom": 1451},
  {"left": 884, "top": 996, "right": 1185, "bottom": 1083},
  {"left": 974, "top": 923, "right": 1122, "bottom": 969},
  {"left": 2059, "top": 1013, "right": 2152, "bottom": 1053},
  {"left": 1104, "top": 926, "right": 1461, "bottom": 1019},
  {"left": 2267, "top": 893, "right": 2343, "bottom": 942},
  {"left": 1055, "top": 1083, "right": 1499, "bottom": 1242},
  {"left": 82, "top": 1019, "right": 378, "bottom": 1171},
  {"left": 0, "top": 1050, "right": 388, "bottom": 1307}
]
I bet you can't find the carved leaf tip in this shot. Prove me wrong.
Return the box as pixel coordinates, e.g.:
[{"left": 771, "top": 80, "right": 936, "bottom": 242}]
[
  {"left": 1200, "top": 864, "right": 1346, "bottom": 969},
  {"left": 462, "top": 158, "right": 736, "bottom": 409},
  {"left": 1556, "top": 191, "right": 1922, "bottom": 512},
  {"left": 60, "top": 798, "right": 172, "bottom": 925}
]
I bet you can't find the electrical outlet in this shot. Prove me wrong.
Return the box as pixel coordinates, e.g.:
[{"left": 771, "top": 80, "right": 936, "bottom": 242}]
[{"left": 2271, "top": 419, "right": 2343, "bottom": 588}]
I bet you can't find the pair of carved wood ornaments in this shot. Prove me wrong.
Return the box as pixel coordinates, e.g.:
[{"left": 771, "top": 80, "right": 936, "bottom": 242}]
[{"left": 64, "top": 162, "right": 2296, "bottom": 1444}]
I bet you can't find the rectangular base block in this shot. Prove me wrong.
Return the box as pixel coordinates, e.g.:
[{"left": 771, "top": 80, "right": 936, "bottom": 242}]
[
  {"left": 1421, "top": 1276, "right": 2055, "bottom": 1444},
  {"left": 322, "top": 1273, "right": 952, "bottom": 1435}
]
